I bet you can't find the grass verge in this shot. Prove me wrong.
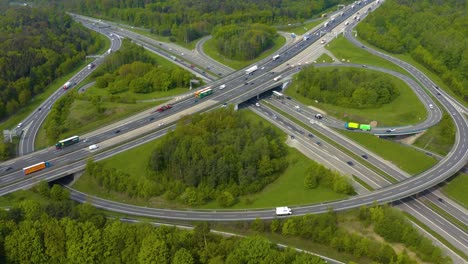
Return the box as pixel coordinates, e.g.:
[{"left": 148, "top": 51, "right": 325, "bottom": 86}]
[
  {"left": 403, "top": 212, "right": 468, "bottom": 261},
  {"left": 203, "top": 35, "right": 286, "bottom": 70},
  {"left": 0, "top": 189, "right": 50, "bottom": 207},
  {"left": 316, "top": 53, "right": 334, "bottom": 63},
  {"left": 352, "top": 175, "right": 374, "bottom": 191},
  {"left": 442, "top": 172, "right": 468, "bottom": 209},
  {"left": 326, "top": 36, "right": 408, "bottom": 76},
  {"left": 277, "top": 19, "right": 325, "bottom": 35},
  {"left": 339, "top": 130, "right": 438, "bottom": 175},
  {"left": 265, "top": 101, "right": 398, "bottom": 184},
  {"left": 423, "top": 200, "right": 468, "bottom": 233}
]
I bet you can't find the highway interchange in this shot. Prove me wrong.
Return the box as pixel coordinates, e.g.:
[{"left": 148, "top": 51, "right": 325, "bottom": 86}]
[{"left": 0, "top": 0, "right": 467, "bottom": 262}]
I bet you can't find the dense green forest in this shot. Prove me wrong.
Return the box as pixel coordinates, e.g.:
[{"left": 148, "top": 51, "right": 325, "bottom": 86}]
[
  {"left": 93, "top": 40, "right": 194, "bottom": 94},
  {"left": 357, "top": 0, "right": 467, "bottom": 101},
  {"left": 212, "top": 24, "right": 277, "bottom": 60},
  {"left": 31, "top": 0, "right": 348, "bottom": 43},
  {"left": 150, "top": 109, "right": 289, "bottom": 205},
  {"left": 0, "top": 5, "right": 103, "bottom": 120},
  {"left": 0, "top": 185, "right": 325, "bottom": 264},
  {"left": 291, "top": 67, "right": 400, "bottom": 108}
]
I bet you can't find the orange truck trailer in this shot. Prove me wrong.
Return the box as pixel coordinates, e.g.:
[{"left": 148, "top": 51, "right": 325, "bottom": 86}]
[{"left": 23, "top": 161, "right": 50, "bottom": 175}]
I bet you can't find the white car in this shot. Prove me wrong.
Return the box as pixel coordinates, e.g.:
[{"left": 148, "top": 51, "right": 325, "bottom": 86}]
[
  {"left": 219, "top": 84, "right": 226, "bottom": 90},
  {"left": 88, "top": 144, "right": 99, "bottom": 150},
  {"left": 429, "top": 104, "right": 433, "bottom": 109},
  {"left": 255, "top": 103, "right": 260, "bottom": 107}
]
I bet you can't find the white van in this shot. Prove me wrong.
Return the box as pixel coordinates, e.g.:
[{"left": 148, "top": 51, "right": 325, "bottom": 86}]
[{"left": 275, "top": 207, "right": 292, "bottom": 216}]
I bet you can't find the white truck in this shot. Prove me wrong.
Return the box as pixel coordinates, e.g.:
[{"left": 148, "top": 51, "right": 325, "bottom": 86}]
[
  {"left": 63, "top": 81, "right": 72, "bottom": 90},
  {"left": 275, "top": 207, "right": 292, "bottom": 216},
  {"left": 273, "top": 75, "right": 282, "bottom": 82},
  {"left": 245, "top": 65, "right": 258, "bottom": 75}
]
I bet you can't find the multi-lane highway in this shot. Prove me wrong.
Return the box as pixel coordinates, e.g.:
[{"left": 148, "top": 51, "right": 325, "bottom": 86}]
[
  {"left": 0, "top": 0, "right": 465, "bottom": 217},
  {"left": 0, "top": 4, "right": 466, "bottom": 261}
]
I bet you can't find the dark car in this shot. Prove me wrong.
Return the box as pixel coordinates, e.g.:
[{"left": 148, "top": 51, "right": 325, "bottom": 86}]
[
  {"left": 115, "top": 129, "right": 121, "bottom": 134},
  {"left": 316, "top": 141, "right": 322, "bottom": 146},
  {"left": 290, "top": 135, "right": 295, "bottom": 139},
  {"left": 308, "top": 133, "right": 314, "bottom": 138},
  {"left": 346, "top": 161, "right": 354, "bottom": 166},
  {"left": 38, "top": 107, "right": 42, "bottom": 111},
  {"left": 149, "top": 117, "right": 154, "bottom": 121},
  {"left": 245, "top": 82, "right": 249, "bottom": 85},
  {"left": 361, "top": 154, "right": 368, "bottom": 159},
  {"left": 286, "top": 96, "right": 292, "bottom": 100}
]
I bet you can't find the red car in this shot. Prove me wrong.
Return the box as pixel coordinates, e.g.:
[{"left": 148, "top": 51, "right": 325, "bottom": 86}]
[{"left": 156, "top": 104, "right": 172, "bottom": 112}]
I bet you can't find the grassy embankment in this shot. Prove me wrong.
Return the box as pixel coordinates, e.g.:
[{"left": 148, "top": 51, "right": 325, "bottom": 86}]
[
  {"left": 316, "top": 53, "right": 334, "bottom": 63},
  {"left": 73, "top": 109, "right": 350, "bottom": 209},
  {"left": 442, "top": 173, "right": 468, "bottom": 209},
  {"left": 286, "top": 67, "right": 427, "bottom": 126}
]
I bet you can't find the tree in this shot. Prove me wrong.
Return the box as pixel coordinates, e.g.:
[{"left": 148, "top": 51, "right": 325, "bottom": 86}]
[
  {"left": 18, "top": 200, "right": 43, "bottom": 220},
  {"left": 172, "top": 248, "right": 194, "bottom": 264},
  {"left": 35, "top": 181, "right": 50, "bottom": 197},
  {"left": 282, "top": 218, "right": 297, "bottom": 236},
  {"left": 50, "top": 184, "right": 68, "bottom": 201},
  {"left": 138, "top": 234, "right": 169, "bottom": 264},
  {"left": 304, "top": 173, "right": 318, "bottom": 189},
  {"left": 4, "top": 220, "right": 49, "bottom": 264},
  {"left": 227, "top": 236, "right": 273, "bottom": 264}
]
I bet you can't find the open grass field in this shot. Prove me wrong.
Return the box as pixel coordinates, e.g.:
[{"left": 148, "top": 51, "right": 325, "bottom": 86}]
[
  {"left": 326, "top": 36, "right": 408, "bottom": 76},
  {"left": 442, "top": 173, "right": 468, "bottom": 209},
  {"left": 413, "top": 113, "right": 455, "bottom": 156},
  {"left": 203, "top": 35, "right": 286, "bottom": 70},
  {"left": 316, "top": 53, "right": 334, "bottom": 63},
  {"left": 0, "top": 189, "right": 50, "bottom": 207},
  {"left": 339, "top": 130, "right": 438, "bottom": 175},
  {"left": 73, "top": 109, "right": 350, "bottom": 209},
  {"left": 284, "top": 69, "right": 427, "bottom": 126}
]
